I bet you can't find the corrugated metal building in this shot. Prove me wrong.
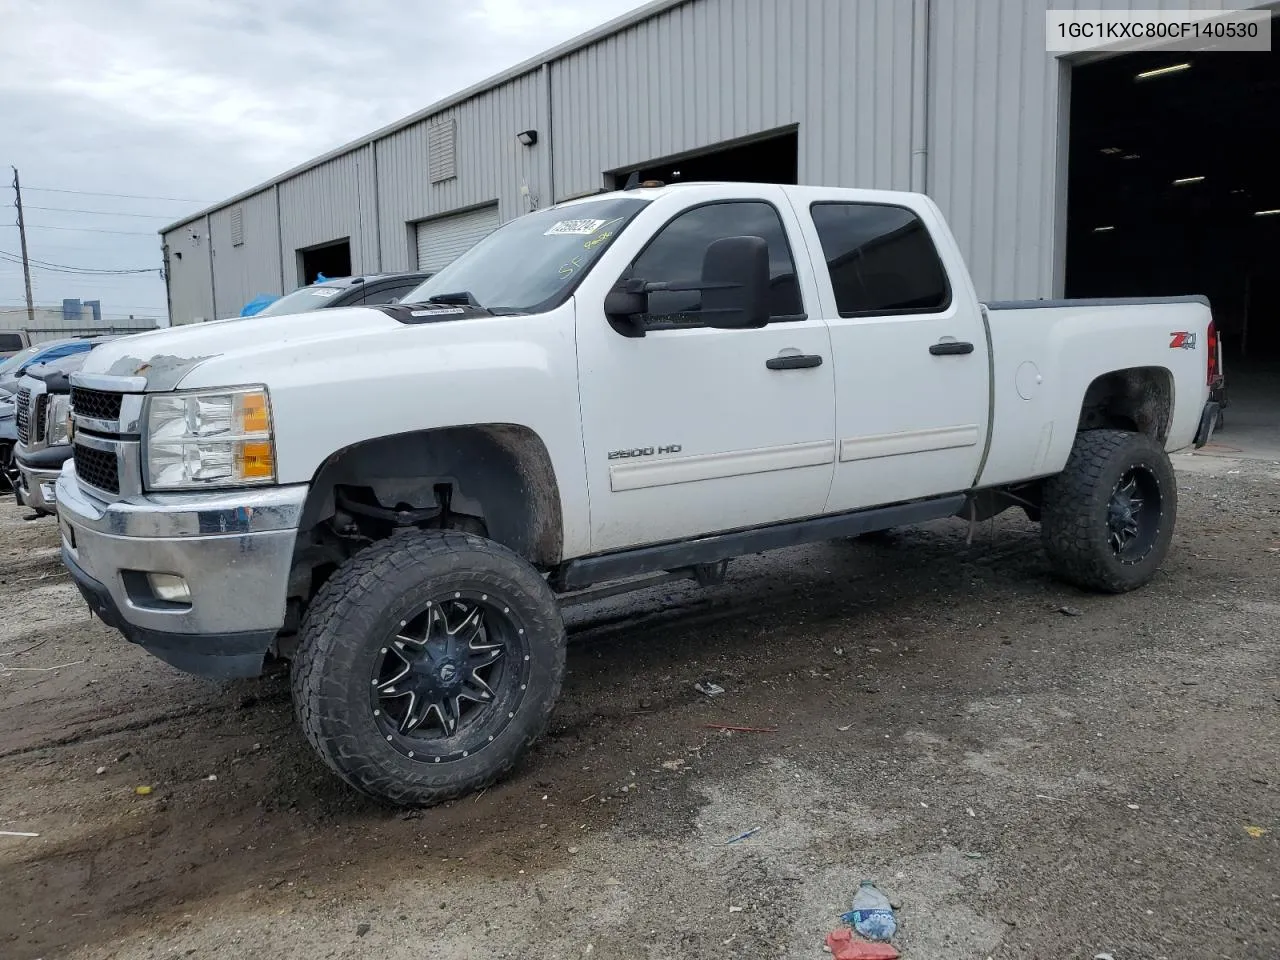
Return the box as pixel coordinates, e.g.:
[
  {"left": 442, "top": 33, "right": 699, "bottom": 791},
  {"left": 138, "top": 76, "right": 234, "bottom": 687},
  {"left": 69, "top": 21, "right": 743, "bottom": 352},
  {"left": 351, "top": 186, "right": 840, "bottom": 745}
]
[{"left": 161, "top": 0, "right": 1279, "bottom": 359}]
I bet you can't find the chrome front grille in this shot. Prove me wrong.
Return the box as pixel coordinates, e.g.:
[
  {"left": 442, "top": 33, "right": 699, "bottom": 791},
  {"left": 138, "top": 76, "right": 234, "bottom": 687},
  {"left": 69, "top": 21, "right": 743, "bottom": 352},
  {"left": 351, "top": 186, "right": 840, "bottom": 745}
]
[
  {"left": 14, "top": 386, "right": 30, "bottom": 444},
  {"left": 66, "top": 376, "right": 145, "bottom": 500},
  {"left": 32, "top": 394, "right": 47, "bottom": 446},
  {"left": 71, "top": 386, "right": 124, "bottom": 422},
  {"left": 14, "top": 385, "right": 47, "bottom": 449},
  {"left": 73, "top": 443, "right": 121, "bottom": 494}
]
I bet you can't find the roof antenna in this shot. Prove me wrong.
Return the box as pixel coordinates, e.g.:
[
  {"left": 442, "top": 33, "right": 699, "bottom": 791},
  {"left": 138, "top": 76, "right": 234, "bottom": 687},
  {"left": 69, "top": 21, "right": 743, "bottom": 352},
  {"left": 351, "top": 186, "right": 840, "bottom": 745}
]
[{"left": 622, "top": 171, "right": 641, "bottom": 191}]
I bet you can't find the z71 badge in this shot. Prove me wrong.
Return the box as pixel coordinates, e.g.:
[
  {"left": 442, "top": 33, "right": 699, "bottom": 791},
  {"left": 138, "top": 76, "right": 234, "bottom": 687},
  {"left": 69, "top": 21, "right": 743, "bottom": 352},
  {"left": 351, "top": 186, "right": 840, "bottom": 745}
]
[
  {"left": 1169, "top": 331, "right": 1197, "bottom": 349},
  {"left": 608, "top": 444, "right": 682, "bottom": 460}
]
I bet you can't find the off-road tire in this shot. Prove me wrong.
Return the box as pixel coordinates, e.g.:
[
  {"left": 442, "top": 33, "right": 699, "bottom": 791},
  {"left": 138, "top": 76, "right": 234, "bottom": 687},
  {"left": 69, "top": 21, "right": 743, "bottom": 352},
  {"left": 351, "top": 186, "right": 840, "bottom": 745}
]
[
  {"left": 291, "top": 529, "right": 566, "bottom": 807},
  {"left": 1041, "top": 429, "right": 1176, "bottom": 593}
]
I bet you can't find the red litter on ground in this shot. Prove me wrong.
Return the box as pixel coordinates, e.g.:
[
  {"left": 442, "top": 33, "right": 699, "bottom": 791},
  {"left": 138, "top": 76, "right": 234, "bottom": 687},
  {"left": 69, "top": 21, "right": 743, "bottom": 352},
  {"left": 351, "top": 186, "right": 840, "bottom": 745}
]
[{"left": 825, "top": 928, "right": 899, "bottom": 960}]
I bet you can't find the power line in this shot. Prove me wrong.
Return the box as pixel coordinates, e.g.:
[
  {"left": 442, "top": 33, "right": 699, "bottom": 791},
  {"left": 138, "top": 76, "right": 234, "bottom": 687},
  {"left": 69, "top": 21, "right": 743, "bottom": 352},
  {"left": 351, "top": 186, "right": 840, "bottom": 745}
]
[
  {"left": 0, "top": 247, "right": 156, "bottom": 270},
  {"left": 24, "top": 205, "right": 175, "bottom": 219},
  {"left": 12, "top": 186, "right": 214, "bottom": 203},
  {"left": 13, "top": 224, "right": 158, "bottom": 237},
  {"left": 0, "top": 252, "right": 160, "bottom": 275}
]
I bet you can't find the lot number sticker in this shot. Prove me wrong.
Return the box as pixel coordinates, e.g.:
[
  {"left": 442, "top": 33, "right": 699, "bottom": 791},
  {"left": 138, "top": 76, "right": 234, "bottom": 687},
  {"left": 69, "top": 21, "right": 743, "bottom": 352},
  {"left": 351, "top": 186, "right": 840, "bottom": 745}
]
[{"left": 544, "top": 218, "right": 611, "bottom": 236}]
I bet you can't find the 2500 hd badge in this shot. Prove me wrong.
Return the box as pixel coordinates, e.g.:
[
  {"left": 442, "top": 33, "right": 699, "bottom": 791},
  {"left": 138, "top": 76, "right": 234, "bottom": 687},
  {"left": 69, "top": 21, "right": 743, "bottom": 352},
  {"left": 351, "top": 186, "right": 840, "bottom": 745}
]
[{"left": 608, "top": 444, "right": 682, "bottom": 460}]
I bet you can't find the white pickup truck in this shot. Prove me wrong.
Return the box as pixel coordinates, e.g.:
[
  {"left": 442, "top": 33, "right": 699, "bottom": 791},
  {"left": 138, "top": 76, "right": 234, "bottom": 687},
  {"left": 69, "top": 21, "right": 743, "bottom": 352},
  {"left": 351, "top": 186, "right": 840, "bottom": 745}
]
[{"left": 56, "top": 182, "right": 1220, "bottom": 806}]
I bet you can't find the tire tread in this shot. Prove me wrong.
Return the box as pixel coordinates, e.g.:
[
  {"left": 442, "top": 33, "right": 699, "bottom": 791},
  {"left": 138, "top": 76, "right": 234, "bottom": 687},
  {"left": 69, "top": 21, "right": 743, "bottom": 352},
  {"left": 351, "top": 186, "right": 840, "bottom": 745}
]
[
  {"left": 1040, "top": 429, "right": 1175, "bottom": 594},
  {"left": 290, "top": 530, "right": 564, "bottom": 807}
]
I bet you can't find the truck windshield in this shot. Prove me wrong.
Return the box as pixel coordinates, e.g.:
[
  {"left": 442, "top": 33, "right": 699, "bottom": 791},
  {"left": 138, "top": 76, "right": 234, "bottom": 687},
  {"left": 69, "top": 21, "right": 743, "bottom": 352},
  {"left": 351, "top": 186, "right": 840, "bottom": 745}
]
[
  {"left": 401, "top": 197, "right": 649, "bottom": 314},
  {"left": 0, "top": 344, "right": 41, "bottom": 374},
  {"left": 254, "top": 284, "right": 349, "bottom": 317}
]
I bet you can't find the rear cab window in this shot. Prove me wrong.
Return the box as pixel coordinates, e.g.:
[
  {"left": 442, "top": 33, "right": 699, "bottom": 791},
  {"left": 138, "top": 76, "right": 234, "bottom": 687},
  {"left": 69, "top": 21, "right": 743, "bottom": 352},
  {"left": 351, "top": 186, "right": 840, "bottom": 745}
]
[{"left": 809, "top": 202, "right": 951, "bottom": 317}]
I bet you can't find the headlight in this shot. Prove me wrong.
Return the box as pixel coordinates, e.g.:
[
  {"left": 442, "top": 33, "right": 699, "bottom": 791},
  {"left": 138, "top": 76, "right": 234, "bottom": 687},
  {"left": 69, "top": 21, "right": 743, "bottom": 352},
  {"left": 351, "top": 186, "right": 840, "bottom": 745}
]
[
  {"left": 46, "top": 395, "right": 72, "bottom": 446},
  {"left": 144, "top": 386, "right": 276, "bottom": 490}
]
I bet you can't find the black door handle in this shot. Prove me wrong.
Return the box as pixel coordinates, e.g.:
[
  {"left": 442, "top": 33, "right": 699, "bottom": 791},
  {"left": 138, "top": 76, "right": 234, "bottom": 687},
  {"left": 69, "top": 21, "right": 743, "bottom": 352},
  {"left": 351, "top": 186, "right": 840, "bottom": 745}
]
[
  {"left": 929, "top": 340, "right": 974, "bottom": 356},
  {"left": 766, "top": 354, "right": 824, "bottom": 370}
]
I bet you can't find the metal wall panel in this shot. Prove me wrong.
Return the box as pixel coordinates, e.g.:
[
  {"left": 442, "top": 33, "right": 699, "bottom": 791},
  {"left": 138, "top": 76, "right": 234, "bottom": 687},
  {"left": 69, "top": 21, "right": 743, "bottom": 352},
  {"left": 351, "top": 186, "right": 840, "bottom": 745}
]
[
  {"left": 162, "top": 216, "right": 215, "bottom": 325},
  {"left": 278, "top": 145, "right": 379, "bottom": 288},
  {"left": 929, "top": 0, "right": 1251, "bottom": 300},
  {"left": 375, "top": 72, "right": 544, "bottom": 273},
  {"left": 550, "top": 0, "right": 916, "bottom": 199},
  {"left": 208, "top": 188, "right": 282, "bottom": 319}
]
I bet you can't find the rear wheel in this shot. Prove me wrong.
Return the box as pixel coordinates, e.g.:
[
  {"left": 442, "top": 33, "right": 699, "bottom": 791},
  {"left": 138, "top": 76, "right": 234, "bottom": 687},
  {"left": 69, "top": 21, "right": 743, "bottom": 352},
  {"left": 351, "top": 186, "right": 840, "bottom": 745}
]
[
  {"left": 1041, "top": 429, "right": 1176, "bottom": 593},
  {"left": 291, "top": 530, "right": 566, "bottom": 807}
]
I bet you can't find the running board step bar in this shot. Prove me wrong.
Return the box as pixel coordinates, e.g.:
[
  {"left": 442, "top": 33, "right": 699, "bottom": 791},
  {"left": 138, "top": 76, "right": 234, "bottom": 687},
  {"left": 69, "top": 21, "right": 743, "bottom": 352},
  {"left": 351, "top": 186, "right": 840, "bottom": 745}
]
[{"left": 551, "top": 494, "right": 968, "bottom": 593}]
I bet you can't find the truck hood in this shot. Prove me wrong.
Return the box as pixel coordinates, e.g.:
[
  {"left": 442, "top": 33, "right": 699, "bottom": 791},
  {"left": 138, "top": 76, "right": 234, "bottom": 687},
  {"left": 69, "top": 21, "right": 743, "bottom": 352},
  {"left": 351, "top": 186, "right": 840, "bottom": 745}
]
[{"left": 76, "top": 307, "right": 405, "bottom": 391}]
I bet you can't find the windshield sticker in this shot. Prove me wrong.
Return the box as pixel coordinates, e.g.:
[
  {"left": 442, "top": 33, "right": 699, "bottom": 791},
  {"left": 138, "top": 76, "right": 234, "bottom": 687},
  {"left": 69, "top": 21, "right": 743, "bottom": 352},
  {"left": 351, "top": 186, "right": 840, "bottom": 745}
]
[
  {"left": 310, "top": 289, "right": 341, "bottom": 298},
  {"left": 410, "top": 307, "right": 466, "bottom": 317},
  {"left": 544, "top": 218, "right": 612, "bottom": 236}
]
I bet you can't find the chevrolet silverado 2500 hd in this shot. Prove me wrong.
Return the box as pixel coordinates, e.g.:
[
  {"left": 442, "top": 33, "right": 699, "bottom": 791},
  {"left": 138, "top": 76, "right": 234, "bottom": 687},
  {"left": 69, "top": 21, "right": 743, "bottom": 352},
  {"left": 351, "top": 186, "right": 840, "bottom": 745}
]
[{"left": 55, "top": 183, "right": 1220, "bottom": 807}]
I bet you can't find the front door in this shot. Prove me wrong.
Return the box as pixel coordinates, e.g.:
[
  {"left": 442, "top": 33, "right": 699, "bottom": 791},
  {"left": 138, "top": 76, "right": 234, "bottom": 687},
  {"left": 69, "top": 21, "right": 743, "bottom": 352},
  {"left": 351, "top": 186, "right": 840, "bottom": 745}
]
[
  {"left": 575, "top": 190, "right": 836, "bottom": 553},
  {"left": 788, "top": 192, "right": 989, "bottom": 512}
]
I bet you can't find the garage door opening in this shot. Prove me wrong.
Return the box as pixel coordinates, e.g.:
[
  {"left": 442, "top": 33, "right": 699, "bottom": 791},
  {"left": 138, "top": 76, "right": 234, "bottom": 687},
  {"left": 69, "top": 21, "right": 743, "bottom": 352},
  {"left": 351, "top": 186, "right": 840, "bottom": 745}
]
[
  {"left": 609, "top": 128, "right": 799, "bottom": 188},
  {"left": 1065, "top": 40, "right": 1280, "bottom": 368},
  {"left": 415, "top": 205, "right": 500, "bottom": 274},
  {"left": 299, "top": 239, "right": 352, "bottom": 285}
]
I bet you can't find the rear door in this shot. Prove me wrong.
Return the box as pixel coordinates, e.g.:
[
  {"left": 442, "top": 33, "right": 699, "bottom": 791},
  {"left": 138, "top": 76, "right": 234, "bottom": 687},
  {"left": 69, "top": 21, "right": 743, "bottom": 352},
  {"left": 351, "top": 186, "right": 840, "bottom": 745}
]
[{"left": 786, "top": 190, "right": 989, "bottom": 512}]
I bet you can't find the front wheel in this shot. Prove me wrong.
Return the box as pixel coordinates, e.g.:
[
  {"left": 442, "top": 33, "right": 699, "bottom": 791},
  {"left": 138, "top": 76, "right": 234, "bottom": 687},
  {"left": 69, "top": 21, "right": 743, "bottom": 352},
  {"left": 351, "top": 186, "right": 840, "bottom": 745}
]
[
  {"left": 291, "top": 530, "right": 566, "bottom": 807},
  {"left": 1040, "top": 429, "right": 1177, "bottom": 593}
]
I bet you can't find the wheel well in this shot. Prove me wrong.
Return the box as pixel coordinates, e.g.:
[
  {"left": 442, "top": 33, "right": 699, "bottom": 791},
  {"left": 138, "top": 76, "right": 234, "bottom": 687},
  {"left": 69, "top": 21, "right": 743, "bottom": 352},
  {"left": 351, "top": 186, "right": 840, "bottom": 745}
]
[
  {"left": 1077, "top": 367, "right": 1173, "bottom": 440},
  {"left": 297, "top": 424, "right": 564, "bottom": 568}
]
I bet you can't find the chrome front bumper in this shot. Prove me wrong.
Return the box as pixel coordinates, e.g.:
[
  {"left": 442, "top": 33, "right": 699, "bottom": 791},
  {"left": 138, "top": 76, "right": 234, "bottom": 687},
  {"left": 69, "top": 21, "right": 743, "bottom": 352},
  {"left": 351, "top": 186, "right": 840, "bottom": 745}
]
[
  {"left": 16, "top": 463, "right": 62, "bottom": 514},
  {"left": 56, "top": 462, "right": 309, "bottom": 678}
]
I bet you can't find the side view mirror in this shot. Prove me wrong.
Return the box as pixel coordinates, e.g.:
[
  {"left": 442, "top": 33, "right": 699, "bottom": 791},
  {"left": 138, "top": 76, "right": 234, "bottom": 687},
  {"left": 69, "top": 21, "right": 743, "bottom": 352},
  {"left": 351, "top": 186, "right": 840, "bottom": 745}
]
[
  {"left": 698, "top": 235, "right": 770, "bottom": 330},
  {"left": 604, "top": 234, "right": 771, "bottom": 337}
]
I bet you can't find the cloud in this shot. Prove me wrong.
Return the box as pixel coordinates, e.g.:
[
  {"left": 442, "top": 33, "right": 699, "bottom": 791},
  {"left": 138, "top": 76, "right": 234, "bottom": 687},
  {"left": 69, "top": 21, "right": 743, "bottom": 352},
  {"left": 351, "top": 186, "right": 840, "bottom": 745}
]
[{"left": 0, "top": 0, "right": 643, "bottom": 320}]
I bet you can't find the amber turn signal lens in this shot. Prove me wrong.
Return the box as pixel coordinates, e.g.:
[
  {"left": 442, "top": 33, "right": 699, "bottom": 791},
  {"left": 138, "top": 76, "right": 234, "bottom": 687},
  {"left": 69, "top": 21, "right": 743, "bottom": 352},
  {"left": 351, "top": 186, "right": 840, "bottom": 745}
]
[
  {"left": 238, "top": 392, "right": 271, "bottom": 434},
  {"left": 237, "top": 441, "right": 275, "bottom": 480}
]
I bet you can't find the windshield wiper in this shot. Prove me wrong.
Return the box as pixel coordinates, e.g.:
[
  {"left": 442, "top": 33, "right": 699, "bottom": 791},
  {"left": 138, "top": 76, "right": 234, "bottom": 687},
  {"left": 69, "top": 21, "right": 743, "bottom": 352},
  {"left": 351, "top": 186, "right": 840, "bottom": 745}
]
[{"left": 426, "top": 291, "right": 484, "bottom": 308}]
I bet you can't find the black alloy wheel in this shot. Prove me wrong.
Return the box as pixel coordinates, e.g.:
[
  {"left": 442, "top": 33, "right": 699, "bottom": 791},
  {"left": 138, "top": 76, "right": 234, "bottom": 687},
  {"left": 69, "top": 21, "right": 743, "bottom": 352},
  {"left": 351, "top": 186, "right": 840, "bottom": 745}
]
[
  {"left": 1105, "top": 467, "right": 1162, "bottom": 564},
  {"left": 370, "top": 592, "right": 529, "bottom": 763}
]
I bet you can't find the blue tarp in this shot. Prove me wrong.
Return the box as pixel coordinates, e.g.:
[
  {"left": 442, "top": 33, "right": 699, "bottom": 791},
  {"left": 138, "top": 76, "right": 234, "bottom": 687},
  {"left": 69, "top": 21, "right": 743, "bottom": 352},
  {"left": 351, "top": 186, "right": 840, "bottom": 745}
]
[{"left": 240, "top": 294, "right": 280, "bottom": 317}]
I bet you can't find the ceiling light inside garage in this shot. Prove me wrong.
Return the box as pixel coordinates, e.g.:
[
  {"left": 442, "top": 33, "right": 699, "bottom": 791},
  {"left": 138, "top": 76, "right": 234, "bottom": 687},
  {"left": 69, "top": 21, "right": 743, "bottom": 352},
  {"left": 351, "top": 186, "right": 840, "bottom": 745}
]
[
  {"left": 1121, "top": 153, "right": 1140, "bottom": 160},
  {"left": 1136, "top": 63, "right": 1191, "bottom": 80},
  {"left": 1093, "top": 225, "right": 1116, "bottom": 232},
  {"left": 1173, "top": 176, "right": 1206, "bottom": 185},
  {"left": 1255, "top": 209, "right": 1280, "bottom": 217},
  {"left": 1100, "top": 147, "right": 1123, "bottom": 155}
]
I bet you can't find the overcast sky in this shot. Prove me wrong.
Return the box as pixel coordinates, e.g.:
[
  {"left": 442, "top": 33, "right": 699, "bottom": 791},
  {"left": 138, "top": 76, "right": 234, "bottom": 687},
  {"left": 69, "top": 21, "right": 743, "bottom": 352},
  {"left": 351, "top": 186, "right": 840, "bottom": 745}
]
[{"left": 0, "top": 0, "right": 644, "bottom": 326}]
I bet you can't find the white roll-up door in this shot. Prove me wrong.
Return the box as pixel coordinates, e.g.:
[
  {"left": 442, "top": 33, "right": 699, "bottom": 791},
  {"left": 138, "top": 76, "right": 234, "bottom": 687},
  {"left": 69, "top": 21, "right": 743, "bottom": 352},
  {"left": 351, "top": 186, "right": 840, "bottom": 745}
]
[{"left": 415, "top": 205, "right": 500, "bottom": 273}]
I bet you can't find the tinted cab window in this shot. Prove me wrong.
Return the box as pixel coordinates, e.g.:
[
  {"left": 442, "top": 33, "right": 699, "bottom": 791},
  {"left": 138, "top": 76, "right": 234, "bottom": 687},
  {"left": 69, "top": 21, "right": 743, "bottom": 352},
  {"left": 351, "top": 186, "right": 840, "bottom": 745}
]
[
  {"left": 626, "top": 201, "right": 804, "bottom": 330},
  {"left": 361, "top": 280, "right": 424, "bottom": 306},
  {"left": 810, "top": 203, "right": 950, "bottom": 316}
]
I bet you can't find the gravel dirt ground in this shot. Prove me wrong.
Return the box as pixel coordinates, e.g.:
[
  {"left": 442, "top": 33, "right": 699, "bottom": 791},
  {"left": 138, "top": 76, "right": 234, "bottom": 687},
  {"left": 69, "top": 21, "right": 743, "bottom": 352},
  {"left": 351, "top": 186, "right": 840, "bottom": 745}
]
[{"left": 0, "top": 454, "right": 1276, "bottom": 960}]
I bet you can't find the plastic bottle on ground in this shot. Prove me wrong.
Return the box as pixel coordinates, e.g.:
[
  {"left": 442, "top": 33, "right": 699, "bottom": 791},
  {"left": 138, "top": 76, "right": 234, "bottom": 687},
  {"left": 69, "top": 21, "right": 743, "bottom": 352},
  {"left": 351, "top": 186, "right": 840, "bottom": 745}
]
[{"left": 841, "top": 879, "right": 897, "bottom": 942}]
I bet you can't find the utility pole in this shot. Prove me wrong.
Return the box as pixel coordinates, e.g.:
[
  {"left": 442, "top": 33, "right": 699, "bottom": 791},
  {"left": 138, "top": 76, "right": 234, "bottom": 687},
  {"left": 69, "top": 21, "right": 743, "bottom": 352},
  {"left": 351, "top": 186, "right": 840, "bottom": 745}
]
[{"left": 11, "top": 166, "right": 35, "bottom": 325}]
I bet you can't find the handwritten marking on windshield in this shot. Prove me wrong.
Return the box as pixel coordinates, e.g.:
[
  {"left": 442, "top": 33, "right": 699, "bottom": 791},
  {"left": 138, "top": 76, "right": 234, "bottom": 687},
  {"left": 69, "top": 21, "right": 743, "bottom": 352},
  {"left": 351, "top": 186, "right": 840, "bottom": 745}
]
[{"left": 558, "top": 257, "right": 585, "bottom": 280}]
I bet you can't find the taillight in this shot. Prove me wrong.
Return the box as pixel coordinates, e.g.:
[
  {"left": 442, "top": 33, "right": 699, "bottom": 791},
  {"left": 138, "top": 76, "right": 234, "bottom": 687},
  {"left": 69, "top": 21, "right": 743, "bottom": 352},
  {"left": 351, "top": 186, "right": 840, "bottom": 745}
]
[{"left": 1206, "top": 319, "right": 1219, "bottom": 386}]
